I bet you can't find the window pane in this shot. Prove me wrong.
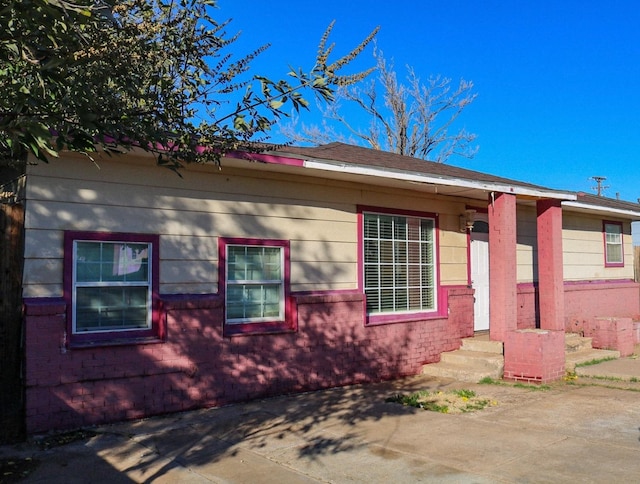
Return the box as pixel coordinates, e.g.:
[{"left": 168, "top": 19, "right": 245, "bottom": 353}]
[
  {"left": 76, "top": 242, "right": 149, "bottom": 283},
  {"left": 75, "top": 286, "right": 149, "bottom": 332},
  {"left": 393, "top": 217, "right": 407, "bottom": 239},
  {"left": 364, "top": 265, "right": 379, "bottom": 287},
  {"left": 365, "top": 288, "right": 380, "bottom": 312},
  {"left": 364, "top": 240, "right": 378, "bottom": 263},
  {"left": 379, "top": 216, "right": 394, "bottom": 239},
  {"left": 604, "top": 224, "right": 623, "bottom": 264},
  {"left": 607, "top": 244, "right": 622, "bottom": 263},
  {"left": 364, "top": 216, "right": 379, "bottom": 238}
]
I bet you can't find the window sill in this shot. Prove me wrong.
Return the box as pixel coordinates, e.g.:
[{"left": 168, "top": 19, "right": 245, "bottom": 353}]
[
  {"left": 68, "top": 335, "right": 164, "bottom": 349},
  {"left": 604, "top": 262, "right": 624, "bottom": 268},
  {"left": 224, "top": 320, "right": 296, "bottom": 337},
  {"left": 365, "top": 310, "right": 446, "bottom": 326}
]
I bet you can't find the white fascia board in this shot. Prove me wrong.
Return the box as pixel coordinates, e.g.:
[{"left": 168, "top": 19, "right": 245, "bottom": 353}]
[
  {"left": 303, "top": 159, "right": 577, "bottom": 201},
  {"left": 562, "top": 201, "right": 640, "bottom": 219}
]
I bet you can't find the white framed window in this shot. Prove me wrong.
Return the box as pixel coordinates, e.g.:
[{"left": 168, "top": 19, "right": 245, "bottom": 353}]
[
  {"left": 219, "top": 237, "right": 294, "bottom": 336},
  {"left": 226, "top": 245, "right": 284, "bottom": 323},
  {"left": 64, "top": 231, "right": 161, "bottom": 346},
  {"left": 363, "top": 211, "right": 437, "bottom": 315},
  {"left": 604, "top": 221, "right": 624, "bottom": 267}
]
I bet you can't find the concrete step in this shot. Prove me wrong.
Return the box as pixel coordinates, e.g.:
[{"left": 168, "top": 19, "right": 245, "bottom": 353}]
[
  {"left": 461, "top": 337, "right": 504, "bottom": 354},
  {"left": 565, "top": 333, "right": 593, "bottom": 353},
  {"left": 422, "top": 341, "right": 505, "bottom": 383},
  {"left": 421, "top": 360, "right": 503, "bottom": 383},
  {"left": 440, "top": 350, "right": 505, "bottom": 371},
  {"left": 566, "top": 348, "right": 621, "bottom": 372}
]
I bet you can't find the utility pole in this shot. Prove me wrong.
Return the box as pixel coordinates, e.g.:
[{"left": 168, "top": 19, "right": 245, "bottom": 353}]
[{"left": 591, "top": 176, "right": 609, "bottom": 196}]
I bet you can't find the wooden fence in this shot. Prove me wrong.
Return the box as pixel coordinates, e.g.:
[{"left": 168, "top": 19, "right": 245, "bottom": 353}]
[{"left": 0, "top": 201, "right": 26, "bottom": 442}]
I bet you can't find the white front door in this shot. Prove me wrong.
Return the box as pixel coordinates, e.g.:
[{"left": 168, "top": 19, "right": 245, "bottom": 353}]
[{"left": 470, "top": 218, "right": 490, "bottom": 332}]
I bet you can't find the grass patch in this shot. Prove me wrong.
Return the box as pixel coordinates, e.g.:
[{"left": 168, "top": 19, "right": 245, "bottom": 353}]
[
  {"left": 478, "top": 377, "right": 550, "bottom": 391},
  {"left": 386, "top": 389, "right": 494, "bottom": 414},
  {"left": 575, "top": 357, "right": 617, "bottom": 368}
]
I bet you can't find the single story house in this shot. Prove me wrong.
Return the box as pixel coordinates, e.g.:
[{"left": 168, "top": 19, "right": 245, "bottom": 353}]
[{"left": 2, "top": 141, "right": 640, "bottom": 434}]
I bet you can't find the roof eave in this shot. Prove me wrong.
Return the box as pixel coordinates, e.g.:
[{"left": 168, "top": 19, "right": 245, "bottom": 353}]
[
  {"left": 302, "top": 158, "right": 577, "bottom": 201},
  {"left": 562, "top": 201, "right": 640, "bottom": 220}
]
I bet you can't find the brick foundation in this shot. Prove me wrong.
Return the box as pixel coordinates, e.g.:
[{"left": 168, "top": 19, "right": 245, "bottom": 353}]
[
  {"left": 584, "top": 317, "right": 635, "bottom": 357},
  {"left": 503, "top": 329, "right": 565, "bottom": 383},
  {"left": 517, "top": 280, "right": 640, "bottom": 332},
  {"left": 24, "top": 286, "right": 474, "bottom": 434}
]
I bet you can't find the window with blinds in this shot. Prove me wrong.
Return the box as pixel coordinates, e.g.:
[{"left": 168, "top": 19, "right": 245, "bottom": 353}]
[{"left": 363, "top": 212, "right": 436, "bottom": 314}]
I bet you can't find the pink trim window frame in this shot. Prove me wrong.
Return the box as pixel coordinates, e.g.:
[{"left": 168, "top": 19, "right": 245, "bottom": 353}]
[
  {"left": 357, "top": 205, "right": 445, "bottom": 326},
  {"left": 603, "top": 220, "right": 624, "bottom": 267},
  {"left": 63, "top": 231, "right": 163, "bottom": 347},
  {"left": 218, "top": 237, "right": 296, "bottom": 336}
]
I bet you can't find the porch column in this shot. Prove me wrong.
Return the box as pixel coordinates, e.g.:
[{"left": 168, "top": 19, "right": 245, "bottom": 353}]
[
  {"left": 536, "top": 199, "right": 565, "bottom": 331},
  {"left": 488, "top": 192, "right": 517, "bottom": 341}
]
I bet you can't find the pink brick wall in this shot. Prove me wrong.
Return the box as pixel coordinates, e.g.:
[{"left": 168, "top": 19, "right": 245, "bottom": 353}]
[
  {"left": 516, "top": 283, "right": 538, "bottom": 330},
  {"left": 24, "top": 287, "right": 474, "bottom": 434},
  {"left": 564, "top": 281, "right": 640, "bottom": 333},
  {"left": 516, "top": 280, "right": 640, "bottom": 332}
]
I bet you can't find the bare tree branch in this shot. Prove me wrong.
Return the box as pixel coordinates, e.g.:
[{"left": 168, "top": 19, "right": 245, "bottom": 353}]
[{"left": 282, "top": 48, "right": 478, "bottom": 163}]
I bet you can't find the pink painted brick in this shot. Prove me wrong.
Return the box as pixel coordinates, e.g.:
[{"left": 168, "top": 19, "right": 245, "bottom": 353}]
[
  {"left": 586, "top": 317, "right": 635, "bottom": 357},
  {"left": 504, "top": 329, "right": 565, "bottom": 383}
]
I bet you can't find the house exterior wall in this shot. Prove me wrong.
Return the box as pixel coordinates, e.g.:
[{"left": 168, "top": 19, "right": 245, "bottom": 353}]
[
  {"left": 22, "top": 153, "right": 475, "bottom": 433},
  {"left": 514, "top": 207, "right": 638, "bottom": 331},
  {"left": 515, "top": 207, "right": 634, "bottom": 283},
  {"left": 23, "top": 154, "right": 470, "bottom": 298},
  {"left": 563, "top": 212, "right": 634, "bottom": 281}
]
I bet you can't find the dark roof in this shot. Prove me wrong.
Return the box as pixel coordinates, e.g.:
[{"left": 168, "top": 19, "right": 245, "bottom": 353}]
[
  {"left": 272, "top": 142, "right": 640, "bottom": 216},
  {"left": 574, "top": 192, "right": 640, "bottom": 213},
  {"left": 278, "top": 142, "right": 559, "bottom": 192}
]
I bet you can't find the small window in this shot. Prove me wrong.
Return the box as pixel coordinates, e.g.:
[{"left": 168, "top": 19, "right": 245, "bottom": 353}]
[
  {"left": 361, "top": 209, "right": 438, "bottom": 322},
  {"left": 219, "top": 238, "right": 294, "bottom": 336},
  {"left": 603, "top": 221, "right": 624, "bottom": 267},
  {"left": 64, "top": 232, "right": 162, "bottom": 346}
]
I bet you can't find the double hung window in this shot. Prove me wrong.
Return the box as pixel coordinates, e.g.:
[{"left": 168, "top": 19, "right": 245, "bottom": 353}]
[
  {"left": 603, "top": 221, "right": 624, "bottom": 267},
  {"left": 64, "top": 232, "right": 160, "bottom": 345},
  {"left": 220, "top": 238, "right": 293, "bottom": 335}
]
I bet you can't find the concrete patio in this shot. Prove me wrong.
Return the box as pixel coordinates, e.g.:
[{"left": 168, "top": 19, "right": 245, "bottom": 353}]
[{"left": 2, "top": 350, "right": 640, "bottom": 483}]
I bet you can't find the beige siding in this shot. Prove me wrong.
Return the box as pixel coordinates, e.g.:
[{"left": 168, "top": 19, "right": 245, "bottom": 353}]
[
  {"left": 563, "top": 212, "right": 634, "bottom": 281},
  {"left": 23, "top": 154, "right": 468, "bottom": 297},
  {"left": 514, "top": 206, "right": 635, "bottom": 283},
  {"left": 516, "top": 206, "right": 537, "bottom": 283}
]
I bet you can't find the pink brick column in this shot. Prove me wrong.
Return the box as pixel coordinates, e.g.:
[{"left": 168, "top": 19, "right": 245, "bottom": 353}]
[
  {"left": 504, "top": 329, "right": 565, "bottom": 383},
  {"left": 536, "top": 199, "right": 565, "bottom": 331},
  {"left": 488, "top": 192, "right": 518, "bottom": 341}
]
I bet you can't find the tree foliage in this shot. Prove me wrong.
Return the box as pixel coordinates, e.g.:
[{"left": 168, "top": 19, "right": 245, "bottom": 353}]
[
  {"left": 0, "top": 0, "right": 377, "bottom": 169},
  {"left": 282, "top": 49, "right": 478, "bottom": 163}
]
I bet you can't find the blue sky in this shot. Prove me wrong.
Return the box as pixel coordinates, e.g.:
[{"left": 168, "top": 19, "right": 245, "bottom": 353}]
[{"left": 217, "top": 1, "right": 640, "bottom": 202}]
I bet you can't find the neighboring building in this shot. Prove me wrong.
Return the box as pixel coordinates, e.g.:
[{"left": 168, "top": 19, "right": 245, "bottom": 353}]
[{"left": 2, "top": 142, "right": 640, "bottom": 434}]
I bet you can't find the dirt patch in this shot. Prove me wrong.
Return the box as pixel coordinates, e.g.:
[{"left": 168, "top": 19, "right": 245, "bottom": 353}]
[
  {"left": 33, "top": 429, "right": 98, "bottom": 450},
  {"left": 387, "top": 389, "right": 497, "bottom": 414},
  {"left": 0, "top": 457, "right": 39, "bottom": 483}
]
